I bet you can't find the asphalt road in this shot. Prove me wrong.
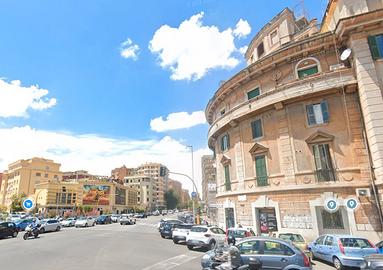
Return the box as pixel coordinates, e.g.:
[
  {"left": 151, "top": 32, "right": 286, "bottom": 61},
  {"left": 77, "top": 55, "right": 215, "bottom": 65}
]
[{"left": 0, "top": 215, "right": 337, "bottom": 270}]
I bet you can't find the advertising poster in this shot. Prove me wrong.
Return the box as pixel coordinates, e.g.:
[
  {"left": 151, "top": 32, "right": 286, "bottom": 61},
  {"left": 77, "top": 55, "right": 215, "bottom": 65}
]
[
  {"left": 115, "top": 187, "right": 126, "bottom": 205},
  {"left": 83, "top": 185, "right": 110, "bottom": 205}
]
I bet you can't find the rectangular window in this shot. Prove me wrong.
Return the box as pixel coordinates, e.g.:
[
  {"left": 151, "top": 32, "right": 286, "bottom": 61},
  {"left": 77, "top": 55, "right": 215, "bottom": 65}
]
[
  {"left": 257, "top": 42, "right": 265, "bottom": 58},
  {"left": 224, "top": 165, "right": 231, "bottom": 191},
  {"left": 313, "top": 144, "right": 335, "bottom": 182},
  {"left": 306, "top": 100, "right": 329, "bottom": 125},
  {"left": 220, "top": 134, "right": 230, "bottom": 151},
  {"left": 247, "top": 87, "right": 260, "bottom": 100},
  {"left": 251, "top": 119, "right": 263, "bottom": 139},
  {"left": 44, "top": 173, "right": 48, "bottom": 178},
  {"left": 368, "top": 34, "right": 383, "bottom": 60},
  {"left": 321, "top": 209, "right": 344, "bottom": 229},
  {"left": 255, "top": 155, "right": 268, "bottom": 186},
  {"left": 36, "top": 172, "right": 41, "bottom": 177},
  {"left": 270, "top": 30, "right": 278, "bottom": 45},
  {"left": 298, "top": 66, "right": 319, "bottom": 78}
]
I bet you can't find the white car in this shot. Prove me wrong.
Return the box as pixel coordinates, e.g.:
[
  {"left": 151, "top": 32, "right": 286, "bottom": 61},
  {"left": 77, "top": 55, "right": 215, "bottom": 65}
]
[
  {"left": 40, "top": 219, "right": 61, "bottom": 233},
  {"left": 61, "top": 217, "right": 76, "bottom": 227},
  {"left": 111, "top": 214, "right": 120, "bottom": 223},
  {"left": 186, "top": 225, "right": 226, "bottom": 250},
  {"left": 172, "top": 224, "right": 193, "bottom": 244},
  {"left": 75, "top": 216, "right": 95, "bottom": 227},
  {"left": 120, "top": 214, "right": 136, "bottom": 225}
]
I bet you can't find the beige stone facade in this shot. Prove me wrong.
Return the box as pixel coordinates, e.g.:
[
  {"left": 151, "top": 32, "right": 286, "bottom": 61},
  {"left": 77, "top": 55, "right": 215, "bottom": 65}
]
[
  {"left": 206, "top": 4, "right": 383, "bottom": 241},
  {"left": 124, "top": 175, "right": 156, "bottom": 210},
  {"left": 201, "top": 155, "right": 218, "bottom": 221},
  {"left": 0, "top": 157, "right": 62, "bottom": 209}
]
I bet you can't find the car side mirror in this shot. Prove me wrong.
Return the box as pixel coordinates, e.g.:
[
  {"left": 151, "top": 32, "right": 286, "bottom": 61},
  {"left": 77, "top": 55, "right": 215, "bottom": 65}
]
[
  {"left": 313, "top": 242, "right": 317, "bottom": 246},
  {"left": 228, "top": 235, "right": 236, "bottom": 245}
]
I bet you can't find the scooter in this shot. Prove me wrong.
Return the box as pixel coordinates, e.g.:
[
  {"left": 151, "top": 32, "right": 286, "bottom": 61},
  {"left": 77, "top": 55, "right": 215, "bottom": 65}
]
[{"left": 23, "top": 224, "right": 41, "bottom": 240}]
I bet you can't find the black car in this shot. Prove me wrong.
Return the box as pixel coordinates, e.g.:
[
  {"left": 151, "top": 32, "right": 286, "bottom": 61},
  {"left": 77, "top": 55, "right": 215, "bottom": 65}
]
[
  {"left": 361, "top": 254, "right": 383, "bottom": 270},
  {"left": 0, "top": 222, "right": 18, "bottom": 238},
  {"left": 160, "top": 221, "right": 185, "bottom": 239},
  {"left": 96, "top": 215, "right": 112, "bottom": 224},
  {"left": 158, "top": 219, "right": 183, "bottom": 232}
]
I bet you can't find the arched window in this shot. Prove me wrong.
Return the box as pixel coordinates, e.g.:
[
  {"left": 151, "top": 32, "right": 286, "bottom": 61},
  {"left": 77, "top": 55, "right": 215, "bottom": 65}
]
[{"left": 295, "top": 57, "right": 321, "bottom": 79}]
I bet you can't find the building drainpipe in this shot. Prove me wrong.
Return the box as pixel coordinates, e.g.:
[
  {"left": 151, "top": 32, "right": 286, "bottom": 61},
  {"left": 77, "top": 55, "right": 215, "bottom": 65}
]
[{"left": 357, "top": 93, "right": 383, "bottom": 231}]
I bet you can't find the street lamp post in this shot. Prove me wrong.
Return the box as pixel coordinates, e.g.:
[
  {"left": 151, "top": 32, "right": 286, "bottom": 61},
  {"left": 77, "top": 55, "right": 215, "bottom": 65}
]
[{"left": 187, "top": 145, "right": 196, "bottom": 221}]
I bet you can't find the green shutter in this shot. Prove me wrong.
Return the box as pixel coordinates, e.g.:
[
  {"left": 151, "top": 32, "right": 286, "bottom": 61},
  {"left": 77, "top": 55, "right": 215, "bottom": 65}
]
[
  {"left": 247, "top": 88, "right": 260, "bottom": 100},
  {"left": 298, "top": 66, "right": 318, "bottom": 78},
  {"left": 224, "top": 165, "right": 231, "bottom": 191},
  {"left": 306, "top": 104, "right": 316, "bottom": 125},
  {"left": 251, "top": 119, "right": 263, "bottom": 139},
  {"left": 368, "top": 35, "right": 380, "bottom": 60},
  {"left": 320, "top": 100, "right": 329, "bottom": 123},
  {"left": 255, "top": 156, "right": 268, "bottom": 186}
]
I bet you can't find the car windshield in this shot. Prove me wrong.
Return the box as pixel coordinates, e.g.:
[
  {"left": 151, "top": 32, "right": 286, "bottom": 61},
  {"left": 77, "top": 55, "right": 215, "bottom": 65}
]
[
  {"left": 279, "top": 234, "right": 305, "bottom": 242},
  {"left": 190, "top": 227, "right": 208, "bottom": 233},
  {"left": 78, "top": 217, "right": 86, "bottom": 220},
  {"left": 341, "top": 238, "right": 373, "bottom": 248}
]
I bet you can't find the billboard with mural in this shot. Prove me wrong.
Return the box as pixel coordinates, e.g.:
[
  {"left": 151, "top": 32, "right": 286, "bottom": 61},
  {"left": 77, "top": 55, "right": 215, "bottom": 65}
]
[
  {"left": 115, "top": 187, "right": 126, "bottom": 205},
  {"left": 83, "top": 185, "right": 110, "bottom": 205}
]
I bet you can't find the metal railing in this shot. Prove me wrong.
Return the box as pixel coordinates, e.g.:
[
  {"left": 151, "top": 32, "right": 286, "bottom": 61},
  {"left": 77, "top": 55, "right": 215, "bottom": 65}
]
[{"left": 256, "top": 176, "right": 269, "bottom": 187}]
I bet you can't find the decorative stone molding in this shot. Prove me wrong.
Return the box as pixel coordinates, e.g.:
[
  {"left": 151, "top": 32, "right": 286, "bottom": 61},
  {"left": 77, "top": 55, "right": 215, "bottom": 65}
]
[
  {"left": 249, "top": 143, "right": 269, "bottom": 156},
  {"left": 305, "top": 130, "right": 334, "bottom": 144},
  {"left": 220, "top": 155, "right": 231, "bottom": 165}
]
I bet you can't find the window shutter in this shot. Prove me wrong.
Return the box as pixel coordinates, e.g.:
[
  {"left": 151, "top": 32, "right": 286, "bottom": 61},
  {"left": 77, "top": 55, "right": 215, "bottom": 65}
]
[
  {"left": 368, "top": 36, "right": 380, "bottom": 60},
  {"left": 251, "top": 119, "right": 263, "bottom": 139},
  {"left": 247, "top": 88, "right": 260, "bottom": 100},
  {"left": 320, "top": 100, "right": 329, "bottom": 123},
  {"left": 226, "top": 134, "right": 230, "bottom": 149},
  {"left": 224, "top": 165, "right": 231, "bottom": 191},
  {"left": 220, "top": 136, "right": 224, "bottom": 151},
  {"left": 306, "top": 104, "right": 316, "bottom": 125},
  {"left": 255, "top": 155, "right": 268, "bottom": 186}
]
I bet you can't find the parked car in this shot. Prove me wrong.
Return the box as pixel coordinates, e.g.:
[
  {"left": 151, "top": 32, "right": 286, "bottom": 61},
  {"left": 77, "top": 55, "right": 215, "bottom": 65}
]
[
  {"left": 376, "top": 240, "right": 383, "bottom": 254},
  {"left": 161, "top": 210, "right": 167, "bottom": 215},
  {"left": 0, "top": 222, "right": 18, "bottom": 238},
  {"left": 75, "top": 216, "right": 95, "bottom": 228},
  {"left": 226, "top": 227, "right": 256, "bottom": 244},
  {"left": 278, "top": 233, "right": 311, "bottom": 259},
  {"left": 186, "top": 225, "right": 226, "bottom": 250},
  {"left": 309, "top": 234, "right": 379, "bottom": 270},
  {"left": 96, "top": 215, "right": 112, "bottom": 225},
  {"left": 201, "top": 236, "right": 312, "bottom": 270},
  {"left": 39, "top": 219, "right": 61, "bottom": 233},
  {"left": 111, "top": 214, "right": 120, "bottom": 223},
  {"left": 60, "top": 217, "right": 76, "bottom": 227},
  {"left": 361, "top": 254, "right": 383, "bottom": 270},
  {"left": 120, "top": 214, "right": 136, "bottom": 225},
  {"left": 173, "top": 224, "right": 193, "bottom": 244},
  {"left": 152, "top": 210, "right": 160, "bottom": 216},
  {"left": 160, "top": 220, "right": 185, "bottom": 239},
  {"left": 8, "top": 213, "right": 21, "bottom": 222},
  {"left": 157, "top": 218, "right": 183, "bottom": 232},
  {"left": 15, "top": 219, "right": 35, "bottom": 231}
]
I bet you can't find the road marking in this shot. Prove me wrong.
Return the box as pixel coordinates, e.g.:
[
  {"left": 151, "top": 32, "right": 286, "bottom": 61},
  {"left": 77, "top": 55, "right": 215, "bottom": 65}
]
[{"left": 141, "top": 254, "right": 196, "bottom": 270}]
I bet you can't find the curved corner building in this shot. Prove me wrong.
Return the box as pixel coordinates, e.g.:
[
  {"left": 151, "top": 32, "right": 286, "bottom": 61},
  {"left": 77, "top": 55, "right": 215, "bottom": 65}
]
[{"left": 206, "top": 2, "right": 383, "bottom": 240}]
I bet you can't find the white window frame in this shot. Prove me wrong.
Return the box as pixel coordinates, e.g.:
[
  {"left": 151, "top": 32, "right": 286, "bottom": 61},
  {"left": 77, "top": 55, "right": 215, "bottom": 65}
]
[
  {"left": 245, "top": 86, "right": 262, "bottom": 101},
  {"left": 295, "top": 57, "right": 322, "bottom": 79}
]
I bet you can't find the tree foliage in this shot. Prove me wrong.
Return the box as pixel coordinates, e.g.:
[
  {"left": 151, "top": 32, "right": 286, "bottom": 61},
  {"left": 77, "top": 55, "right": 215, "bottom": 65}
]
[
  {"left": 164, "top": 189, "right": 179, "bottom": 209},
  {"left": 10, "top": 193, "right": 27, "bottom": 212}
]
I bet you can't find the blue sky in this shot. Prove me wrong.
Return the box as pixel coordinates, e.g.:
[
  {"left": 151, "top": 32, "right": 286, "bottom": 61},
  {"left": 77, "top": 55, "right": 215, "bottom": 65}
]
[{"left": 0, "top": 0, "right": 328, "bottom": 191}]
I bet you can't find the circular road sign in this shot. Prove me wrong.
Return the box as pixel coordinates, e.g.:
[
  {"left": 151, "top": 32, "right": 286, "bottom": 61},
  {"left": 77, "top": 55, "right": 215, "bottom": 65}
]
[
  {"left": 191, "top": 192, "right": 197, "bottom": 198},
  {"left": 324, "top": 198, "right": 338, "bottom": 212},
  {"left": 346, "top": 198, "right": 359, "bottom": 211},
  {"left": 22, "top": 198, "right": 35, "bottom": 211}
]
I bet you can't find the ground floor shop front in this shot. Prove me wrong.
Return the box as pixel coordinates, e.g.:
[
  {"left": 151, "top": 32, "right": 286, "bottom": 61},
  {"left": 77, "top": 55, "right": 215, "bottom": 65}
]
[{"left": 216, "top": 187, "right": 382, "bottom": 241}]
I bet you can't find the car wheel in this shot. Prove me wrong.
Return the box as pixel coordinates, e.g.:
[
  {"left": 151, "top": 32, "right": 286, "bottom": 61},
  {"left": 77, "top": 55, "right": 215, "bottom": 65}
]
[
  {"left": 333, "top": 257, "right": 343, "bottom": 270},
  {"left": 92, "top": 222, "right": 95, "bottom": 226},
  {"left": 161, "top": 234, "right": 165, "bottom": 238},
  {"left": 209, "top": 240, "right": 216, "bottom": 250},
  {"left": 187, "top": 245, "right": 193, "bottom": 250},
  {"left": 40, "top": 228, "right": 45, "bottom": 233},
  {"left": 173, "top": 239, "right": 178, "bottom": 244},
  {"left": 56, "top": 226, "right": 60, "bottom": 231},
  {"left": 12, "top": 231, "right": 18, "bottom": 238},
  {"left": 85, "top": 223, "right": 88, "bottom": 227}
]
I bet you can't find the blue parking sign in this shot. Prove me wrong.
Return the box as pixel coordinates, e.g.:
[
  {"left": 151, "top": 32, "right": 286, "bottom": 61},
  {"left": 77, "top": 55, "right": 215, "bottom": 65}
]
[{"left": 22, "top": 198, "right": 34, "bottom": 211}]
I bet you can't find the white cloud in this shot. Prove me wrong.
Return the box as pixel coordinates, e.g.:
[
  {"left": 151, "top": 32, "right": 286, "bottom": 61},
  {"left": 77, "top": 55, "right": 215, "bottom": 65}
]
[
  {"left": 149, "top": 12, "right": 251, "bottom": 81},
  {"left": 0, "top": 126, "right": 211, "bottom": 194},
  {"left": 233, "top": 19, "right": 251, "bottom": 38},
  {"left": 0, "top": 79, "right": 57, "bottom": 118},
  {"left": 120, "top": 38, "right": 140, "bottom": 60},
  {"left": 239, "top": 45, "right": 248, "bottom": 55},
  {"left": 150, "top": 111, "right": 206, "bottom": 132}
]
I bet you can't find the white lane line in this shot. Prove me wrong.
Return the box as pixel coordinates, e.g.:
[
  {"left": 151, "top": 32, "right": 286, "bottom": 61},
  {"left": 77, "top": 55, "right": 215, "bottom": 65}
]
[{"left": 141, "top": 254, "right": 196, "bottom": 270}]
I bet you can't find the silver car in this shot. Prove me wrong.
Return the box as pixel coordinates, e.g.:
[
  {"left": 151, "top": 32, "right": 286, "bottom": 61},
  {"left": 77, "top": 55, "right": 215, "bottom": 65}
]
[{"left": 39, "top": 219, "right": 61, "bottom": 233}]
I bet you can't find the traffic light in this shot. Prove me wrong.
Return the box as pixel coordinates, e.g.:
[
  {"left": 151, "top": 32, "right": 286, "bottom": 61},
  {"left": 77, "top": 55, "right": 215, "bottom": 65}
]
[{"left": 160, "top": 166, "right": 166, "bottom": 177}]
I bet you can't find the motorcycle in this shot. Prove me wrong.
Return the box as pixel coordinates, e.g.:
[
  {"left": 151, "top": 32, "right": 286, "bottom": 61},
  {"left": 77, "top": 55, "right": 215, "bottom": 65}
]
[
  {"left": 202, "top": 245, "right": 262, "bottom": 270},
  {"left": 23, "top": 224, "right": 41, "bottom": 240}
]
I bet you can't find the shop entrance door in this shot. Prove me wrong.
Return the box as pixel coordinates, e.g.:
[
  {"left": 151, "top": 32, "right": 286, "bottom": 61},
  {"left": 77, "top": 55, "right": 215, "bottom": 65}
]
[
  {"left": 225, "top": 208, "right": 235, "bottom": 229},
  {"left": 258, "top": 208, "right": 278, "bottom": 235}
]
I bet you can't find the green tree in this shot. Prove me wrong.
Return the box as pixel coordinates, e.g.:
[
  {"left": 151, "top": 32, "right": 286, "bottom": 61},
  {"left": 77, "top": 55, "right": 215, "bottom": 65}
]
[
  {"left": 10, "top": 193, "right": 27, "bottom": 212},
  {"left": 164, "top": 189, "right": 179, "bottom": 209}
]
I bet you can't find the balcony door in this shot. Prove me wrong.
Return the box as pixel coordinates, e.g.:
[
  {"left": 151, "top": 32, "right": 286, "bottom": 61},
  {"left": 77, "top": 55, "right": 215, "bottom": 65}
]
[{"left": 313, "top": 144, "right": 335, "bottom": 182}]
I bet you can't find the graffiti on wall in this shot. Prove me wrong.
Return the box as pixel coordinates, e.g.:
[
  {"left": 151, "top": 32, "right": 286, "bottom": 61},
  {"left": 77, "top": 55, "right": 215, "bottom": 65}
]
[{"left": 282, "top": 214, "right": 313, "bottom": 229}]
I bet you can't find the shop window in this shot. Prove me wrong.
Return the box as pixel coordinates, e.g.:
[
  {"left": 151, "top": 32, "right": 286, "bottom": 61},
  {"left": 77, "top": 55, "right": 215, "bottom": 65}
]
[
  {"left": 220, "top": 134, "right": 230, "bottom": 152},
  {"left": 313, "top": 144, "right": 335, "bottom": 182},
  {"left": 368, "top": 34, "right": 383, "bottom": 59},
  {"left": 255, "top": 155, "right": 268, "bottom": 186},
  {"left": 251, "top": 119, "right": 263, "bottom": 139},
  {"left": 306, "top": 100, "right": 329, "bottom": 125},
  {"left": 247, "top": 87, "right": 260, "bottom": 100},
  {"left": 224, "top": 165, "right": 231, "bottom": 191},
  {"left": 321, "top": 209, "right": 344, "bottom": 229},
  {"left": 257, "top": 42, "right": 265, "bottom": 58},
  {"left": 259, "top": 208, "right": 278, "bottom": 234}
]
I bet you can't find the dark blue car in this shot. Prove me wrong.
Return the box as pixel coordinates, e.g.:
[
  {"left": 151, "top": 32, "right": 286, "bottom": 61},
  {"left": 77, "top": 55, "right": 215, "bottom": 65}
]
[{"left": 15, "top": 219, "right": 35, "bottom": 231}]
